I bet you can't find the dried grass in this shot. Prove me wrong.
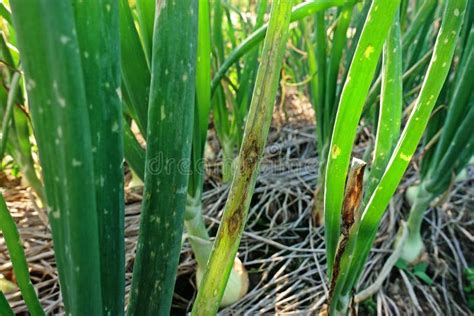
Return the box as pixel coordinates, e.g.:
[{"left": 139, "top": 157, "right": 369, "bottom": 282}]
[{"left": 1, "top": 113, "right": 472, "bottom": 315}]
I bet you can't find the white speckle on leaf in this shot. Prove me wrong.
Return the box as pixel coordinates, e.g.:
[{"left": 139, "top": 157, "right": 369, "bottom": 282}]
[
  {"left": 72, "top": 159, "right": 82, "bottom": 167},
  {"left": 151, "top": 216, "right": 161, "bottom": 224},
  {"left": 454, "top": 8, "right": 460, "bottom": 16},
  {"left": 111, "top": 121, "right": 119, "bottom": 133},
  {"left": 60, "top": 35, "right": 70, "bottom": 44},
  {"left": 161, "top": 105, "right": 166, "bottom": 120},
  {"left": 116, "top": 87, "right": 122, "bottom": 99},
  {"left": 26, "top": 79, "right": 36, "bottom": 90},
  {"left": 58, "top": 97, "right": 66, "bottom": 108}
]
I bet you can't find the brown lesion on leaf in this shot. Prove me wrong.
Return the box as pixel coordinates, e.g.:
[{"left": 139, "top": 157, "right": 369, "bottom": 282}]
[
  {"left": 341, "top": 158, "right": 366, "bottom": 231},
  {"left": 328, "top": 158, "right": 366, "bottom": 307},
  {"left": 239, "top": 137, "right": 260, "bottom": 173},
  {"left": 227, "top": 204, "right": 245, "bottom": 236},
  {"left": 225, "top": 134, "right": 262, "bottom": 237},
  {"left": 226, "top": 137, "right": 260, "bottom": 235},
  {"left": 227, "top": 181, "right": 249, "bottom": 236}
]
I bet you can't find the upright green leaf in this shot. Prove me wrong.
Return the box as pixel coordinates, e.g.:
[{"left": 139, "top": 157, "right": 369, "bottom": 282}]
[
  {"left": 0, "top": 72, "right": 20, "bottom": 159},
  {"left": 194, "top": 0, "right": 212, "bottom": 172},
  {"left": 0, "top": 291, "right": 14, "bottom": 316},
  {"left": 326, "top": 4, "right": 353, "bottom": 123},
  {"left": 11, "top": 1, "right": 103, "bottom": 313},
  {"left": 72, "top": 1, "right": 125, "bottom": 314},
  {"left": 119, "top": 0, "right": 151, "bottom": 133},
  {"left": 135, "top": 0, "right": 155, "bottom": 68},
  {"left": 128, "top": 1, "right": 198, "bottom": 314},
  {"left": 365, "top": 13, "right": 403, "bottom": 201}
]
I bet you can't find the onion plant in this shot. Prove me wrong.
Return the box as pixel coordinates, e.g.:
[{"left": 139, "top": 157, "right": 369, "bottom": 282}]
[
  {"left": 303, "top": 1, "right": 357, "bottom": 224},
  {"left": 2, "top": 0, "right": 471, "bottom": 315},
  {"left": 324, "top": 0, "right": 468, "bottom": 313},
  {"left": 120, "top": 0, "right": 251, "bottom": 306},
  {"left": 127, "top": 0, "right": 198, "bottom": 314},
  {"left": 11, "top": 0, "right": 121, "bottom": 314},
  {"left": 304, "top": 0, "right": 448, "bottom": 225},
  {"left": 191, "top": 0, "right": 293, "bottom": 314},
  {"left": 186, "top": 0, "right": 253, "bottom": 306},
  {"left": 400, "top": 21, "right": 473, "bottom": 263},
  {"left": 9, "top": 0, "right": 198, "bottom": 314},
  {"left": 119, "top": 0, "right": 359, "bottom": 309}
]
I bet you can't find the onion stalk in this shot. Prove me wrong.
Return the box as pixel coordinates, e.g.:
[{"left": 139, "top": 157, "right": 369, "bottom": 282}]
[{"left": 192, "top": 1, "right": 294, "bottom": 313}]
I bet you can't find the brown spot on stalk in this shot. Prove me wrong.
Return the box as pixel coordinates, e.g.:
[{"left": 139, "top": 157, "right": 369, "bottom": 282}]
[
  {"left": 341, "top": 158, "right": 366, "bottom": 228},
  {"left": 228, "top": 205, "right": 245, "bottom": 235},
  {"left": 227, "top": 188, "right": 248, "bottom": 235},
  {"left": 239, "top": 137, "right": 260, "bottom": 172},
  {"left": 225, "top": 136, "right": 261, "bottom": 237},
  {"left": 312, "top": 185, "right": 324, "bottom": 226},
  {"left": 328, "top": 158, "right": 366, "bottom": 306}
]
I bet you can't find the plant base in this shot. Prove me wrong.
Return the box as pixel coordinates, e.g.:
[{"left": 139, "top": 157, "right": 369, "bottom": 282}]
[
  {"left": 398, "top": 233, "right": 425, "bottom": 264},
  {"left": 196, "top": 257, "right": 249, "bottom": 307}
]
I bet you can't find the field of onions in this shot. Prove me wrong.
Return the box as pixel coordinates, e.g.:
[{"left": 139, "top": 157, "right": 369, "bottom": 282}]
[{"left": 0, "top": 0, "right": 472, "bottom": 315}]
